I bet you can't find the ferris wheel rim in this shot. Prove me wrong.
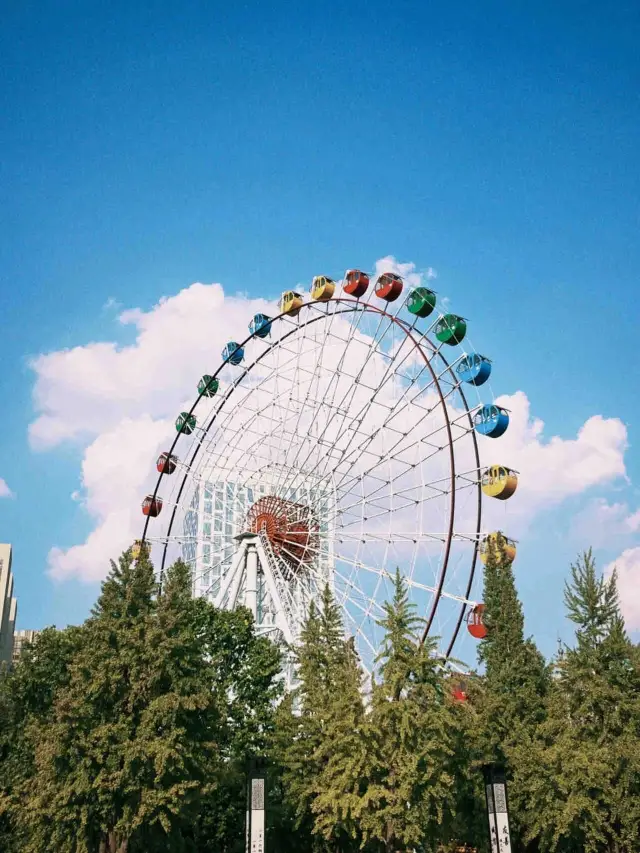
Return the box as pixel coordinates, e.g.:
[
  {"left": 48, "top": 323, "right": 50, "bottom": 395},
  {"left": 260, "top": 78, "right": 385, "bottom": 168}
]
[{"left": 140, "top": 293, "right": 484, "bottom": 657}]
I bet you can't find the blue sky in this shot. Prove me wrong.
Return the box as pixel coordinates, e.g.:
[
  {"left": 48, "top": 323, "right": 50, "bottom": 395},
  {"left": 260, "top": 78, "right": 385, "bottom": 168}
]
[{"left": 1, "top": 1, "right": 639, "bottom": 656}]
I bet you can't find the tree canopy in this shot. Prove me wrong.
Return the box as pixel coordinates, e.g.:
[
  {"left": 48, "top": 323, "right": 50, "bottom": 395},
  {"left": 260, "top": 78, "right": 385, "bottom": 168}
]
[{"left": 0, "top": 545, "right": 637, "bottom": 853}]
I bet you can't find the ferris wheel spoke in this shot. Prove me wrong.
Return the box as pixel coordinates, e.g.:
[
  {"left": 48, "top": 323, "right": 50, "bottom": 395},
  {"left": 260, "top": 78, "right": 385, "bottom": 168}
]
[
  {"left": 332, "top": 410, "right": 477, "bottom": 500},
  {"left": 312, "top": 326, "right": 466, "bottom": 486},
  {"left": 332, "top": 550, "right": 476, "bottom": 607},
  {"left": 277, "top": 302, "right": 410, "bottom": 492},
  {"left": 267, "top": 303, "right": 375, "bottom": 498}
]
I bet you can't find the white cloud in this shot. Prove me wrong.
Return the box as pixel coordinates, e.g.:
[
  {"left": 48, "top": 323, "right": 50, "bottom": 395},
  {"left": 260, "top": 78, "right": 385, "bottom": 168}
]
[
  {"left": 0, "top": 478, "right": 13, "bottom": 498},
  {"left": 481, "top": 391, "right": 627, "bottom": 531},
  {"left": 570, "top": 498, "right": 640, "bottom": 548},
  {"left": 29, "top": 261, "right": 629, "bottom": 584},
  {"left": 604, "top": 547, "right": 640, "bottom": 632}
]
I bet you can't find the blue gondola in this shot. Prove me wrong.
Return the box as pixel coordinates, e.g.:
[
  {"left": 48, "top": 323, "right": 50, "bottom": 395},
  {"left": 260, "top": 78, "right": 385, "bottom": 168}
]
[
  {"left": 249, "top": 314, "right": 272, "bottom": 338},
  {"left": 222, "top": 342, "right": 244, "bottom": 365},
  {"left": 456, "top": 353, "right": 491, "bottom": 386},
  {"left": 474, "top": 404, "right": 509, "bottom": 438}
]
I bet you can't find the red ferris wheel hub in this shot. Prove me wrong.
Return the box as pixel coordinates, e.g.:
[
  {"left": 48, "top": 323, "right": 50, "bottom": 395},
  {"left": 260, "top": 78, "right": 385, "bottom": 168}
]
[{"left": 245, "top": 495, "right": 319, "bottom": 571}]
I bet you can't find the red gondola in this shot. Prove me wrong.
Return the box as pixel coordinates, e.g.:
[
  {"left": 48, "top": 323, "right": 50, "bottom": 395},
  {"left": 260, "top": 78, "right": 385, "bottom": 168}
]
[
  {"left": 452, "top": 683, "right": 468, "bottom": 702},
  {"left": 142, "top": 495, "right": 163, "bottom": 517},
  {"left": 466, "top": 603, "right": 488, "bottom": 639},
  {"left": 344, "top": 269, "right": 370, "bottom": 298},
  {"left": 375, "top": 272, "right": 403, "bottom": 302},
  {"left": 156, "top": 452, "right": 178, "bottom": 475}
]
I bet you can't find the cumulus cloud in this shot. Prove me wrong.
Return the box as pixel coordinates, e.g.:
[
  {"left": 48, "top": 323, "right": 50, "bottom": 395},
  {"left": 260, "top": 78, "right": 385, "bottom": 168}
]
[
  {"left": 570, "top": 498, "right": 640, "bottom": 549},
  {"left": 28, "top": 259, "right": 629, "bottom": 585},
  {"left": 0, "top": 478, "right": 13, "bottom": 498},
  {"left": 480, "top": 391, "right": 627, "bottom": 532},
  {"left": 604, "top": 547, "right": 640, "bottom": 632}
]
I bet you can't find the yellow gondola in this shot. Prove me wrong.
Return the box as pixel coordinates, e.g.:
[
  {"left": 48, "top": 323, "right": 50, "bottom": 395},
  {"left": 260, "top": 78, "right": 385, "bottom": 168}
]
[
  {"left": 481, "top": 464, "right": 518, "bottom": 500},
  {"left": 479, "top": 531, "right": 516, "bottom": 565},
  {"left": 310, "top": 275, "right": 336, "bottom": 301},
  {"left": 280, "top": 290, "right": 304, "bottom": 316},
  {"left": 132, "top": 539, "right": 143, "bottom": 559}
]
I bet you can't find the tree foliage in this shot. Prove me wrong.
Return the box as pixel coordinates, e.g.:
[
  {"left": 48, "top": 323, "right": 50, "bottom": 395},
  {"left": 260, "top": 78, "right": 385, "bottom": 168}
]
[
  {"left": 0, "top": 545, "right": 638, "bottom": 853},
  {"left": 514, "top": 550, "right": 640, "bottom": 853}
]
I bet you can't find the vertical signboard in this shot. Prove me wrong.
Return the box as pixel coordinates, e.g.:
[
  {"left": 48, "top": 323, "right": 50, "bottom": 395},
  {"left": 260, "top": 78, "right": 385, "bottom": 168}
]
[
  {"left": 483, "top": 764, "right": 512, "bottom": 853},
  {"left": 246, "top": 759, "right": 266, "bottom": 853}
]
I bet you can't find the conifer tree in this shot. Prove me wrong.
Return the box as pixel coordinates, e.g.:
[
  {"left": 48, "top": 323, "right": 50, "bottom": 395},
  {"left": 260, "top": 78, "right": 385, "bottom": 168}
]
[
  {"left": 274, "top": 585, "right": 365, "bottom": 852},
  {"left": 477, "top": 534, "right": 549, "bottom": 754},
  {"left": 516, "top": 550, "right": 640, "bottom": 853},
  {"left": 355, "top": 570, "right": 458, "bottom": 853},
  {"left": 471, "top": 534, "right": 550, "bottom": 852},
  {"left": 14, "top": 551, "right": 220, "bottom": 852}
]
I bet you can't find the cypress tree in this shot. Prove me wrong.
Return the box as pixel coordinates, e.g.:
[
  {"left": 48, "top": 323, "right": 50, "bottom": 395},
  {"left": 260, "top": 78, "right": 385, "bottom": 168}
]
[
  {"left": 475, "top": 534, "right": 549, "bottom": 853},
  {"left": 356, "top": 570, "right": 458, "bottom": 853},
  {"left": 517, "top": 550, "right": 640, "bottom": 853}
]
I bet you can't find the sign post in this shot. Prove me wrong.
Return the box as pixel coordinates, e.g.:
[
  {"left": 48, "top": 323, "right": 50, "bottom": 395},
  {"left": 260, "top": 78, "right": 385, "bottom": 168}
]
[
  {"left": 482, "top": 764, "right": 512, "bottom": 853},
  {"left": 246, "top": 758, "right": 266, "bottom": 853}
]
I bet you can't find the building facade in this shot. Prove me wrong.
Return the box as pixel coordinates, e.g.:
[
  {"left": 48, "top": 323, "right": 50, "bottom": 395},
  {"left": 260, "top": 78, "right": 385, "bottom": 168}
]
[
  {"left": 12, "top": 628, "right": 40, "bottom": 665},
  {"left": 0, "top": 543, "right": 17, "bottom": 666}
]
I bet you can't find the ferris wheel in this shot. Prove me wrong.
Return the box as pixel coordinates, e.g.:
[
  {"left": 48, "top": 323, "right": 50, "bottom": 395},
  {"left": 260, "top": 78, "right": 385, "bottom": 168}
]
[{"left": 137, "top": 269, "right": 518, "bottom": 676}]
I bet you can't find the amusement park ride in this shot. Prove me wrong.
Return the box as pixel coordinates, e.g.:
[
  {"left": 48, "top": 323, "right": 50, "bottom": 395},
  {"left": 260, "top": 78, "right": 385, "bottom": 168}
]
[{"left": 135, "top": 269, "right": 519, "bottom": 684}]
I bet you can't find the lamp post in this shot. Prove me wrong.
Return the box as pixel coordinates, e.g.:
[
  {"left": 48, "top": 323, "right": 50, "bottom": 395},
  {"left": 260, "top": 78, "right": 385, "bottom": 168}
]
[
  {"left": 482, "top": 764, "right": 512, "bottom": 853},
  {"left": 246, "top": 757, "right": 267, "bottom": 853}
]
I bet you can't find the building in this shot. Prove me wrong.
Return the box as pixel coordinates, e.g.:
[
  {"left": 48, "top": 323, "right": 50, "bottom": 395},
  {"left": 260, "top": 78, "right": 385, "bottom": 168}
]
[
  {"left": 12, "top": 629, "right": 40, "bottom": 665},
  {"left": 0, "top": 543, "right": 17, "bottom": 666}
]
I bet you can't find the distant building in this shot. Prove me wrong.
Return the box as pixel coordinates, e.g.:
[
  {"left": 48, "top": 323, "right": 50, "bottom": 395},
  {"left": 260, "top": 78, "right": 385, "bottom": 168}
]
[
  {"left": 0, "top": 543, "right": 17, "bottom": 666},
  {"left": 12, "top": 629, "right": 39, "bottom": 664}
]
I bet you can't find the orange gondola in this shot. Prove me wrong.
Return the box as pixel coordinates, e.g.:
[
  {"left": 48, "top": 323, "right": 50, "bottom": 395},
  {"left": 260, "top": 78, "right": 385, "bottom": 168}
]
[{"left": 466, "top": 603, "right": 488, "bottom": 640}]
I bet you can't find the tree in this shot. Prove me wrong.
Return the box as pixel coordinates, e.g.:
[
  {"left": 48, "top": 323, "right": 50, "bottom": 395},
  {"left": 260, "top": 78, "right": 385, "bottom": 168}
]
[
  {"left": 273, "top": 585, "right": 365, "bottom": 853},
  {"left": 477, "top": 534, "right": 549, "bottom": 756},
  {"left": 13, "top": 552, "right": 222, "bottom": 852},
  {"left": 355, "top": 570, "right": 459, "bottom": 853},
  {"left": 515, "top": 550, "right": 640, "bottom": 853},
  {"left": 0, "top": 625, "right": 86, "bottom": 852}
]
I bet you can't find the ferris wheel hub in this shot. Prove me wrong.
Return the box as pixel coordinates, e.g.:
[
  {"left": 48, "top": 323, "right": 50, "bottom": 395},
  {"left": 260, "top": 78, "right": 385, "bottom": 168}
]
[{"left": 245, "top": 495, "right": 319, "bottom": 575}]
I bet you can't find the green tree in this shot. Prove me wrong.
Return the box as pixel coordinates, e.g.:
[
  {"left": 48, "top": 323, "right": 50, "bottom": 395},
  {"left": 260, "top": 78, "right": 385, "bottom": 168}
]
[
  {"left": 0, "top": 625, "right": 86, "bottom": 852},
  {"left": 516, "top": 550, "right": 640, "bottom": 853},
  {"left": 14, "top": 552, "right": 221, "bottom": 852},
  {"left": 356, "top": 570, "right": 459, "bottom": 853},
  {"left": 477, "top": 534, "right": 549, "bottom": 756},
  {"left": 186, "top": 591, "right": 283, "bottom": 853},
  {"left": 274, "top": 585, "right": 365, "bottom": 853},
  {"left": 473, "top": 534, "right": 549, "bottom": 851}
]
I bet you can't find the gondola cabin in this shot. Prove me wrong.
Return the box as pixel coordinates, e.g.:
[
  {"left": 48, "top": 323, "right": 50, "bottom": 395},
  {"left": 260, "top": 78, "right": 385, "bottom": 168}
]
[
  {"left": 176, "top": 412, "right": 197, "bottom": 435},
  {"left": 156, "top": 452, "right": 178, "bottom": 475},
  {"left": 131, "top": 540, "right": 143, "bottom": 559},
  {"left": 310, "top": 276, "right": 336, "bottom": 302},
  {"left": 142, "top": 495, "right": 163, "bottom": 518},
  {"left": 375, "top": 272, "right": 403, "bottom": 302},
  {"left": 249, "top": 313, "right": 272, "bottom": 338},
  {"left": 451, "top": 683, "right": 468, "bottom": 702},
  {"left": 435, "top": 314, "right": 467, "bottom": 345},
  {"left": 456, "top": 353, "right": 491, "bottom": 386},
  {"left": 481, "top": 465, "right": 518, "bottom": 500},
  {"left": 198, "top": 375, "right": 219, "bottom": 397},
  {"left": 480, "top": 532, "right": 517, "bottom": 565},
  {"left": 467, "top": 603, "right": 488, "bottom": 639},
  {"left": 280, "top": 291, "right": 304, "bottom": 316},
  {"left": 407, "top": 287, "right": 437, "bottom": 318},
  {"left": 222, "top": 342, "right": 244, "bottom": 365},
  {"left": 473, "top": 404, "right": 509, "bottom": 438},
  {"left": 344, "top": 269, "right": 369, "bottom": 298}
]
